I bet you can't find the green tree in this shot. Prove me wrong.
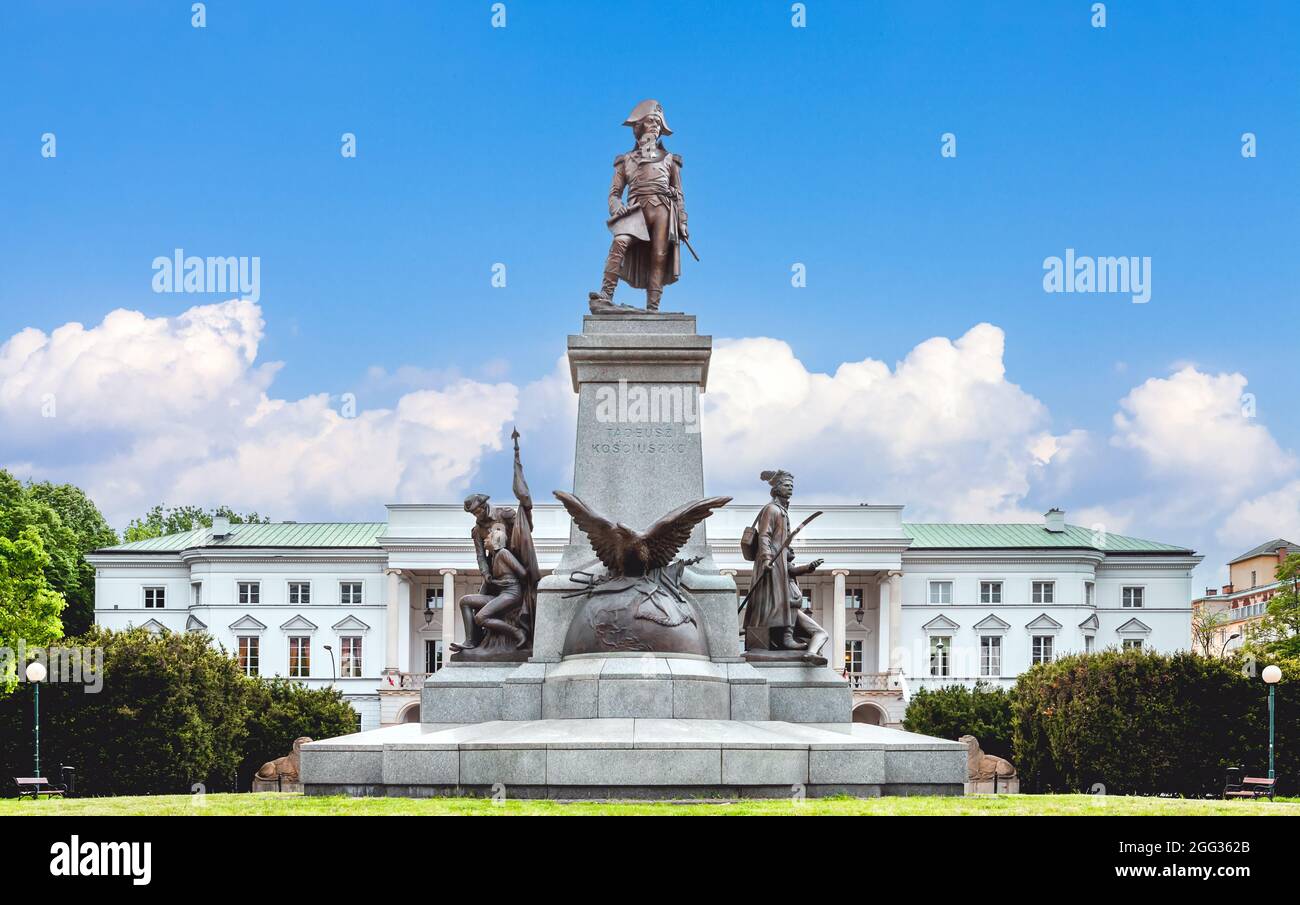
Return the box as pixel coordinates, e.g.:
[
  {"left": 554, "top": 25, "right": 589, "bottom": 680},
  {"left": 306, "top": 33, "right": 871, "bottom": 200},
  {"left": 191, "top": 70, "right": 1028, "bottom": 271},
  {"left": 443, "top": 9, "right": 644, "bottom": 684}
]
[
  {"left": 0, "top": 470, "right": 81, "bottom": 624},
  {"left": 0, "top": 527, "right": 66, "bottom": 693},
  {"left": 124, "top": 504, "right": 268, "bottom": 543},
  {"left": 0, "top": 627, "right": 363, "bottom": 794},
  {"left": 1246, "top": 553, "right": 1300, "bottom": 661},
  {"left": 902, "top": 682, "right": 1015, "bottom": 760},
  {"left": 1011, "top": 649, "right": 1294, "bottom": 795},
  {"left": 25, "top": 481, "right": 118, "bottom": 635},
  {"left": 239, "top": 677, "right": 359, "bottom": 788}
]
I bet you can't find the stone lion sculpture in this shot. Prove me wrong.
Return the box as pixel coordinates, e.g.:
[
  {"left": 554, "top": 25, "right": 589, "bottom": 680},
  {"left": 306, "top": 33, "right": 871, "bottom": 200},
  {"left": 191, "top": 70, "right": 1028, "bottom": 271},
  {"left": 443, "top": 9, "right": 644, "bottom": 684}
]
[
  {"left": 255, "top": 736, "right": 311, "bottom": 784},
  {"left": 959, "top": 735, "right": 1016, "bottom": 783}
]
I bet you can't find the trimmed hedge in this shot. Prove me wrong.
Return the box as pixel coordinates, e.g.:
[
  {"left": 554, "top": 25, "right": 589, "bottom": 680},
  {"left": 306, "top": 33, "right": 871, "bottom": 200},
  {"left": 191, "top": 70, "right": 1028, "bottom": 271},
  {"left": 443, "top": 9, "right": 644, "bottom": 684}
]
[
  {"left": 0, "top": 626, "right": 359, "bottom": 795},
  {"left": 1012, "top": 649, "right": 1298, "bottom": 796},
  {"left": 902, "top": 682, "right": 1015, "bottom": 760}
]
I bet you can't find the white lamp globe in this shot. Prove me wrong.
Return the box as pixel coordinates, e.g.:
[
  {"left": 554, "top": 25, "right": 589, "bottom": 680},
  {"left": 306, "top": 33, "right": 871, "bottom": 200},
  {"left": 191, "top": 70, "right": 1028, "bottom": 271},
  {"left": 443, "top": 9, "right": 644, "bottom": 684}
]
[
  {"left": 25, "top": 661, "right": 47, "bottom": 683},
  {"left": 1262, "top": 665, "right": 1282, "bottom": 685}
]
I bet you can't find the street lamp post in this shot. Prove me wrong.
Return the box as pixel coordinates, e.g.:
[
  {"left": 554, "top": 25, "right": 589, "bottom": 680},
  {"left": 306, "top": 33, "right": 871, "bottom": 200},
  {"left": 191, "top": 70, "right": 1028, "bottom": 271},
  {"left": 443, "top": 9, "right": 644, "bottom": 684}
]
[
  {"left": 323, "top": 644, "right": 337, "bottom": 686},
  {"left": 1262, "top": 665, "right": 1282, "bottom": 780},
  {"left": 1219, "top": 632, "right": 1240, "bottom": 658},
  {"left": 25, "top": 661, "right": 47, "bottom": 777}
]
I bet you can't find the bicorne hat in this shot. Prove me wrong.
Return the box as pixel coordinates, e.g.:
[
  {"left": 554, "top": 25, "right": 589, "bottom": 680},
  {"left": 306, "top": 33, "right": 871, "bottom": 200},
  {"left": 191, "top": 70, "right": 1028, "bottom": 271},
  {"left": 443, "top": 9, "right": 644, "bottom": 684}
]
[{"left": 622, "top": 99, "right": 672, "bottom": 135}]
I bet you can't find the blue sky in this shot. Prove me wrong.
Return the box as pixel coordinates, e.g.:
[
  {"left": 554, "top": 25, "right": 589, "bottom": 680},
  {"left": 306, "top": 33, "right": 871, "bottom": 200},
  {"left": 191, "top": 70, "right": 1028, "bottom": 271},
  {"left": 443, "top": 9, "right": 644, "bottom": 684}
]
[{"left": 1, "top": 1, "right": 1298, "bottom": 579}]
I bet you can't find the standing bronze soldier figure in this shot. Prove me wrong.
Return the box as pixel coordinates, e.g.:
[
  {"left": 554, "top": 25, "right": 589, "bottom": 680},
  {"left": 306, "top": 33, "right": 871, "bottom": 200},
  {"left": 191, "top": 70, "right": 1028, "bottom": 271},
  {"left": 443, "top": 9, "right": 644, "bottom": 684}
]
[
  {"left": 589, "top": 99, "right": 691, "bottom": 314},
  {"left": 742, "top": 469, "right": 830, "bottom": 665}
]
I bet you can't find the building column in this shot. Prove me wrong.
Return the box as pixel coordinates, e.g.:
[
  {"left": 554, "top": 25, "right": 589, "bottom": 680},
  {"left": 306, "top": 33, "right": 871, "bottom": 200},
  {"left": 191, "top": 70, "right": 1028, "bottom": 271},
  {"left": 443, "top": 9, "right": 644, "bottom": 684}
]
[
  {"left": 887, "top": 570, "right": 903, "bottom": 673},
  {"left": 439, "top": 569, "right": 457, "bottom": 659},
  {"left": 876, "top": 574, "right": 891, "bottom": 675},
  {"left": 831, "top": 569, "right": 849, "bottom": 675},
  {"left": 396, "top": 572, "right": 411, "bottom": 674},
  {"left": 384, "top": 568, "right": 401, "bottom": 675}
]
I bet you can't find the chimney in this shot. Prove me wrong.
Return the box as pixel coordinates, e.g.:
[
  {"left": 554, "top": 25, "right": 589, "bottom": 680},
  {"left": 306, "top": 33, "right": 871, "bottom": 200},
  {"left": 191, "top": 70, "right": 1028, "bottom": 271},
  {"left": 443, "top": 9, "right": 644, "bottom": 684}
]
[
  {"left": 1222, "top": 584, "right": 1233, "bottom": 596},
  {"left": 1278, "top": 545, "right": 1290, "bottom": 566},
  {"left": 211, "top": 516, "right": 231, "bottom": 539},
  {"left": 1044, "top": 508, "right": 1066, "bottom": 533}
]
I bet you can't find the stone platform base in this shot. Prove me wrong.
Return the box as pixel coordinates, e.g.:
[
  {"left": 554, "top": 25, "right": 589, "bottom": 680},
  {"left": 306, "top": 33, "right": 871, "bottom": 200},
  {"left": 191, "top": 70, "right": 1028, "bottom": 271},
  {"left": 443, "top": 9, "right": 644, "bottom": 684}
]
[
  {"left": 301, "top": 719, "right": 967, "bottom": 799},
  {"left": 422, "top": 656, "right": 850, "bottom": 724}
]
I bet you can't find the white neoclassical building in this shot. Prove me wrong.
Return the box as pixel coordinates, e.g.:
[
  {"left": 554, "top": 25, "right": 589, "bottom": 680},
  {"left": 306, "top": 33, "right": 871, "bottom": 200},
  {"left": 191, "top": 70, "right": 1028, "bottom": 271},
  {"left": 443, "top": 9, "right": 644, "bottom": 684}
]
[{"left": 89, "top": 505, "right": 1200, "bottom": 729}]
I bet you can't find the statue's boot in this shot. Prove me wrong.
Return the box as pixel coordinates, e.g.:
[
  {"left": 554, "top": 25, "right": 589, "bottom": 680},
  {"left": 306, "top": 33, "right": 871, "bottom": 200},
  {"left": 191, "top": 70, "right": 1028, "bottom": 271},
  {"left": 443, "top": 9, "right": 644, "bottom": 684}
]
[
  {"left": 779, "top": 628, "right": 803, "bottom": 650},
  {"left": 590, "top": 270, "right": 644, "bottom": 315},
  {"left": 646, "top": 251, "right": 669, "bottom": 312},
  {"left": 589, "top": 269, "right": 619, "bottom": 304}
]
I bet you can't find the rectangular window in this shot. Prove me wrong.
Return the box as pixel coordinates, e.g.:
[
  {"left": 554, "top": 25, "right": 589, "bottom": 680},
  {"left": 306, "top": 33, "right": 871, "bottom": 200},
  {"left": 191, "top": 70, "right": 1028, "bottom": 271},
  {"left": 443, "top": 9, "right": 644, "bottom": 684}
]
[
  {"left": 844, "top": 588, "right": 864, "bottom": 609},
  {"left": 980, "top": 636, "right": 1002, "bottom": 677},
  {"left": 288, "top": 636, "right": 311, "bottom": 678},
  {"left": 929, "top": 636, "right": 951, "bottom": 677},
  {"left": 1250, "top": 570, "right": 1257, "bottom": 588},
  {"left": 340, "top": 636, "right": 362, "bottom": 678},
  {"left": 238, "top": 636, "right": 260, "bottom": 676},
  {"left": 1032, "top": 581, "right": 1054, "bottom": 605},
  {"left": 238, "top": 582, "right": 260, "bottom": 605},
  {"left": 191, "top": 582, "right": 202, "bottom": 607},
  {"left": 143, "top": 586, "right": 165, "bottom": 608},
  {"left": 845, "top": 639, "right": 863, "bottom": 674},
  {"left": 340, "top": 582, "right": 363, "bottom": 605},
  {"left": 1122, "top": 586, "right": 1144, "bottom": 608},
  {"left": 1032, "top": 635, "right": 1054, "bottom": 665},
  {"left": 1085, "top": 581, "right": 1095, "bottom": 607},
  {"left": 425, "top": 639, "right": 444, "bottom": 673},
  {"left": 929, "top": 581, "right": 953, "bottom": 605},
  {"left": 425, "top": 587, "right": 444, "bottom": 610},
  {"left": 288, "top": 582, "right": 311, "bottom": 605},
  {"left": 1122, "top": 638, "right": 1143, "bottom": 651},
  {"left": 1084, "top": 635, "right": 1095, "bottom": 654},
  {"left": 979, "top": 581, "right": 1002, "bottom": 605}
]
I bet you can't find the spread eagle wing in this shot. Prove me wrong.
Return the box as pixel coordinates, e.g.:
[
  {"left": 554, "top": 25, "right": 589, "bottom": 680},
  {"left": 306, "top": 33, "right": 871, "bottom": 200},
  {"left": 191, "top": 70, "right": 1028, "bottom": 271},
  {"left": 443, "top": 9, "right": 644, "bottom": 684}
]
[
  {"left": 553, "top": 491, "right": 632, "bottom": 575},
  {"left": 642, "top": 496, "right": 732, "bottom": 572}
]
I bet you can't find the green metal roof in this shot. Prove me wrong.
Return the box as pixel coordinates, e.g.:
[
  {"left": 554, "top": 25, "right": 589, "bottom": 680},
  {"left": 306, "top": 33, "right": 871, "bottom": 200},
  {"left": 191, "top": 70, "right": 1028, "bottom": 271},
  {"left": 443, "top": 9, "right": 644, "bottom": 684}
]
[
  {"left": 902, "top": 523, "right": 1193, "bottom": 554},
  {"left": 94, "top": 519, "right": 1191, "bottom": 556},
  {"left": 95, "top": 522, "right": 385, "bottom": 553}
]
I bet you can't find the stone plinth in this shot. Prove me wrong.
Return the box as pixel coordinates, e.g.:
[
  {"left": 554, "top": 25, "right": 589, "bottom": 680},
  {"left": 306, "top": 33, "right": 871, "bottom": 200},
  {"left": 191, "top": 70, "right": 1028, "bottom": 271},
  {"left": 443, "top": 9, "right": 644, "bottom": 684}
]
[
  {"left": 750, "top": 662, "right": 854, "bottom": 723},
  {"left": 301, "top": 720, "right": 968, "bottom": 799},
  {"left": 423, "top": 655, "right": 774, "bottom": 723}
]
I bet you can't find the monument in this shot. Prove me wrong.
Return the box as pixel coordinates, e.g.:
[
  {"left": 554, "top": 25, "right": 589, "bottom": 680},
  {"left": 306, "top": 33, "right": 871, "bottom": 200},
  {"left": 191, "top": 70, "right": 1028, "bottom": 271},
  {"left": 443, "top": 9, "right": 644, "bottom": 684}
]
[{"left": 300, "top": 101, "right": 967, "bottom": 798}]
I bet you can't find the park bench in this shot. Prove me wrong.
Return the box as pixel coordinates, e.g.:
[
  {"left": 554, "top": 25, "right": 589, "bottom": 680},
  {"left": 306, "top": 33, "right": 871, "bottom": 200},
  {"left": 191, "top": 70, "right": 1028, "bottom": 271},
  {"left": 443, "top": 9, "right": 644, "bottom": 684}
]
[
  {"left": 14, "top": 777, "right": 66, "bottom": 800},
  {"left": 1222, "top": 769, "right": 1275, "bottom": 801}
]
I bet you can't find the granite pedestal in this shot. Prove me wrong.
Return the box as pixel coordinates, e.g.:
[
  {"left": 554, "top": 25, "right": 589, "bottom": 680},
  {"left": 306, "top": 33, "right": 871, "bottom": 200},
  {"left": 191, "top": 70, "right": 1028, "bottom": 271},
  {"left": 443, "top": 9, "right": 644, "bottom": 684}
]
[{"left": 301, "top": 720, "right": 967, "bottom": 799}]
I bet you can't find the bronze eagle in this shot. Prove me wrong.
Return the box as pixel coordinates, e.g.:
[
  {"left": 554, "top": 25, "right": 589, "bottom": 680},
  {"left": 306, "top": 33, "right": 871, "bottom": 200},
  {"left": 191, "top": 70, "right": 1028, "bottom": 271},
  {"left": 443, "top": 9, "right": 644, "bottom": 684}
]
[{"left": 554, "top": 491, "right": 731, "bottom": 577}]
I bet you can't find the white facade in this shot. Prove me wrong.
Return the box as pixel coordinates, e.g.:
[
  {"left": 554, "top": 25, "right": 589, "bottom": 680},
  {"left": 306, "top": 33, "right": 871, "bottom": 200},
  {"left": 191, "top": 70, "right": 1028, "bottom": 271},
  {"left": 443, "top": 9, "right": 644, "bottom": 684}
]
[{"left": 90, "top": 505, "right": 1200, "bottom": 729}]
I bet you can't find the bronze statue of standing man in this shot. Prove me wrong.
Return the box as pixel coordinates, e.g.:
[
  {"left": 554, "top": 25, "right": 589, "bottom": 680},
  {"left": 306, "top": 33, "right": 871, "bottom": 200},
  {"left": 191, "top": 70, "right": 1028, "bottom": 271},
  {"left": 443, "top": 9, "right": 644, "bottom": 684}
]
[
  {"left": 589, "top": 100, "right": 693, "bottom": 315},
  {"left": 742, "top": 469, "right": 830, "bottom": 666}
]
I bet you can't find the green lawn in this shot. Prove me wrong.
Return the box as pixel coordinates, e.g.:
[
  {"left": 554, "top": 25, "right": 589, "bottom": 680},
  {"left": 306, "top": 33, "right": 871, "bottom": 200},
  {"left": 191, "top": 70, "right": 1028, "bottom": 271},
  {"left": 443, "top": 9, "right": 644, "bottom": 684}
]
[{"left": 3, "top": 793, "right": 1297, "bottom": 816}]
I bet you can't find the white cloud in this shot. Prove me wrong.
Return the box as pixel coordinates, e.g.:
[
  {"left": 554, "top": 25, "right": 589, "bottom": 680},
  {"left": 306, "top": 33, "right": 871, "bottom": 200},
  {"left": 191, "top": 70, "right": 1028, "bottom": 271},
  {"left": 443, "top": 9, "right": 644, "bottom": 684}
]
[
  {"left": 0, "top": 300, "right": 520, "bottom": 525},
  {"left": 702, "top": 323, "right": 1065, "bottom": 520},
  {"left": 6, "top": 299, "right": 1299, "bottom": 594},
  {"left": 1218, "top": 480, "right": 1300, "bottom": 552},
  {"left": 1112, "top": 366, "right": 1294, "bottom": 503}
]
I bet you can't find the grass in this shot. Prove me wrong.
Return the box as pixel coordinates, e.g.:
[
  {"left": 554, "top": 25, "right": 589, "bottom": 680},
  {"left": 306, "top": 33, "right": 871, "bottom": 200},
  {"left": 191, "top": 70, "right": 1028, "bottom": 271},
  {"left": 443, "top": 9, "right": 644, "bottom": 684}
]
[{"left": 3, "top": 793, "right": 1298, "bottom": 816}]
